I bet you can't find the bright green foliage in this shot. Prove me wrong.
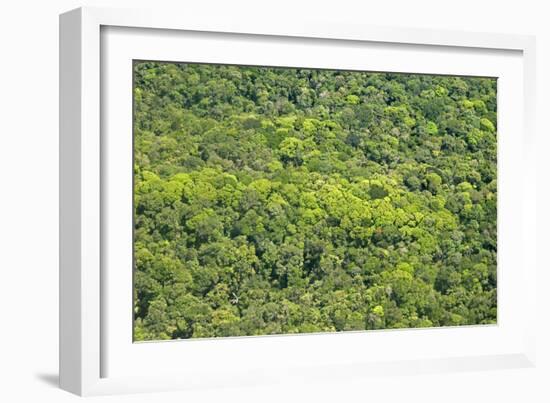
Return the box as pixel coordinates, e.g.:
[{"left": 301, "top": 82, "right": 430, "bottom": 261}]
[{"left": 133, "top": 62, "right": 497, "bottom": 341}]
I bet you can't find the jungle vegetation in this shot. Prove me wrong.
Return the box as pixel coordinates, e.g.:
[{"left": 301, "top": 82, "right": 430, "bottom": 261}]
[{"left": 133, "top": 61, "right": 497, "bottom": 341}]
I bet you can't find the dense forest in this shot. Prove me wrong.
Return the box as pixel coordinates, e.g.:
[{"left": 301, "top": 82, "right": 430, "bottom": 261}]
[{"left": 133, "top": 61, "right": 497, "bottom": 341}]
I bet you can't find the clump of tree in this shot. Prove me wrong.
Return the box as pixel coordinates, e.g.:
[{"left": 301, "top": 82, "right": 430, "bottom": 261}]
[{"left": 133, "top": 62, "right": 497, "bottom": 341}]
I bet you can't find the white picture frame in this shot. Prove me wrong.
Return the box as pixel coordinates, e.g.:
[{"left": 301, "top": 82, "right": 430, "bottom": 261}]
[{"left": 59, "top": 6, "right": 537, "bottom": 396}]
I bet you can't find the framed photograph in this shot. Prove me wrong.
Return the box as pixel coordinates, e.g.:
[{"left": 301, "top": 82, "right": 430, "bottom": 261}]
[{"left": 59, "top": 6, "right": 537, "bottom": 396}]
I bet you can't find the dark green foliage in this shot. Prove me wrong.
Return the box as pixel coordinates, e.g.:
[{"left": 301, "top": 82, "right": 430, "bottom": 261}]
[{"left": 133, "top": 62, "right": 497, "bottom": 341}]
